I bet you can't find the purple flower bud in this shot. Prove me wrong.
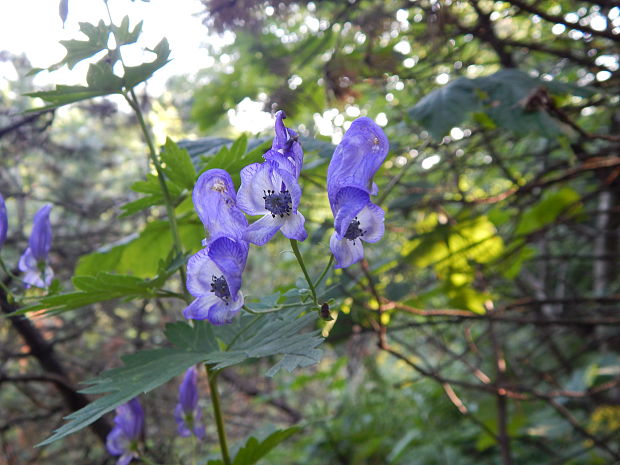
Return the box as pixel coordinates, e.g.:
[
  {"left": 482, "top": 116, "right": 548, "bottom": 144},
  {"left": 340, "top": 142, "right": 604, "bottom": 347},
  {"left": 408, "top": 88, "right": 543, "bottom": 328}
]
[
  {"left": 183, "top": 236, "right": 248, "bottom": 325},
  {"left": 327, "top": 117, "right": 389, "bottom": 204},
  {"left": 18, "top": 204, "right": 54, "bottom": 288},
  {"left": 106, "top": 398, "right": 144, "bottom": 465},
  {"left": 263, "top": 110, "right": 304, "bottom": 178},
  {"left": 29, "top": 204, "right": 53, "bottom": 262},
  {"left": 174, "top": 366, "right": 206, "bottom": 439},
  {"left": 237, "top": 161, "right": 307, "bottom": 245},
  {"left": 0, "top": 193, "right": 7, "bottom": 249},
  {"left": 193, "top": 169, "right": 248, "bottom": 245}
]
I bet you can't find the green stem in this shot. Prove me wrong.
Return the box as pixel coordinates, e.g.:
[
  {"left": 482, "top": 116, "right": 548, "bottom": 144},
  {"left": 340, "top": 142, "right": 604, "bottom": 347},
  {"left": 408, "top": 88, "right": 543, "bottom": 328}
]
[
  {"left": 123, "top": 90, "right": 188, "bottom": 295},
  {"left": 206, "top": 365, "right": 231, "bottom": 465},
  {"left": 242, "top": 303, "right": 292, "bottom": 315},
  {"left": 289, "top": 239, "right": 318, "bottom": 306},
  {"left": 313, "top": 254, "right": 334, "bottom": 289}
]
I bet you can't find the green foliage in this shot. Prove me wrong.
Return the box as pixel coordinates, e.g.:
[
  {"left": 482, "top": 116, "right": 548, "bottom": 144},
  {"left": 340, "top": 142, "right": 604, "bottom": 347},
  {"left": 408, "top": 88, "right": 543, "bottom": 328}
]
[
  {"left": 38, "top": 348, "right": 207, "bottom": 447},
  {"left": 26, "top": 17, "right": 169, "bottom": 111},
  {"left": 515, "top": 186, "right": 582, "bottom": 236},
  {"left": 12, "top": 256, "right": 185, "bottom": 317},
  {"left": 161, "top": 137, "right": 197, "bottom": 190},
  {"left": 38, "top": 309, "right": 322, "bottom": 446},
  {"left": 75, "top": 218, "right": 203, "bottom": 278},
  {"left": 56, "top": 20, "right": 110, "bottom": 69},
  {"left": 208, "top": 427, "right": 301, "bottom": 465},
  {"left": 409, "top": 69, "right": 593, "bottom": 139}
]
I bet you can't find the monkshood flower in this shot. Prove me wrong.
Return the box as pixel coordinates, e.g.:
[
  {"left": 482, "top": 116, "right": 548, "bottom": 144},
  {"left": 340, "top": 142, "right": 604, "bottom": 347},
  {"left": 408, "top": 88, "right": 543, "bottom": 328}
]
[
  {"left": 326, "top": 116, "right": 389, "bottom": 204},
  {"left": 106, "top": 398, "right": 144, "bottom": 465},
  {"left": 183, "top": 236, "right": 248, "bottom": 325},
  {"left": 193, "top": 168, "right": 248, "bottom": 244},
  {"left": 174, "top": 366, "right": 206, "bottom": 439},
  {"left": 329, "top": 187, "right": 385, "bottom": 269},
  {"left": 0, "top": 193, "right": 7, "bottom": 249},
  {"left": 18, "top": 204, "right": 54, "bottom": 288},
  {"left": 237, "top": 160, "right": 307, "bottom": 245},
  {"left": 263, "top": 110, "right": 303, "bottom": 178}
]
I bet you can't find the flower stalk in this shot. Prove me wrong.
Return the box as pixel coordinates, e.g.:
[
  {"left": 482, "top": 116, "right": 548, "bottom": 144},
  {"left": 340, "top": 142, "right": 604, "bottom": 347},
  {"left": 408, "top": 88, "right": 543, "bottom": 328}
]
[
  {"left": 205, "top": 365, "right": 231, "bottom": 465},
  {"left": 289, "top": 239, "right": 318, "bottom": 306}
]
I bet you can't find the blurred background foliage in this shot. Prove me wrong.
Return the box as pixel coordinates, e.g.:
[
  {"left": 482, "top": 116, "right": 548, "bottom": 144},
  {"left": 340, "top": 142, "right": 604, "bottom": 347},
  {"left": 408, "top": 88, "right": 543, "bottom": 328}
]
[{"left": 2, "top": 0, "right": 620, "bottom": 464}]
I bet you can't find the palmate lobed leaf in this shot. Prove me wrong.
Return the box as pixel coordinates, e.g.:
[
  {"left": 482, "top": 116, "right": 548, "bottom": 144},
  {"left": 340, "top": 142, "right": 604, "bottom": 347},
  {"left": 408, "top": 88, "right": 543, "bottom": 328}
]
[
  {"left": 409, "top": 69, "right": 595, "bottom": 139},
  {"left": 37, "top": 309, "right": 323, "bottom": 446}
]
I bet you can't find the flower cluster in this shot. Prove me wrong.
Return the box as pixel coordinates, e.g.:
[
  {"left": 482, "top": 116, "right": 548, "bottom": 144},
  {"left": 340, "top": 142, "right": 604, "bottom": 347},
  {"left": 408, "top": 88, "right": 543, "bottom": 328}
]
[
  {"left": 185, "top": 111, "right": 388, "bottom": 324},
  {"left": 106, "top": 398, "right": 144, "bottom": 465},
  {"left": 0, "top": 195, "right": 54, "bottom": 289},
  {"left": 184, "top": 110, "right": 307, "bottom": 325},
  {"left": 326, "top": 118, "right": 389, "bottom": 268}
]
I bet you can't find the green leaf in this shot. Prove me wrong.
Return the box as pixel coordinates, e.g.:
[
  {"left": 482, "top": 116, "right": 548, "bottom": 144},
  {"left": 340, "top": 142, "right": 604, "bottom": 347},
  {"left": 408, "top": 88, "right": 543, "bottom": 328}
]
[
  {"left": 515, "top": 187, "right": 581, "bottom": 236},
  {"left": 232, "top": 427, "right": 301, "bottom": 465},
  {"left": 85, "top": 61, "right": 123, "bottom": 93},
  {"left": 122, "top": 38, "right": 171, "bottom": 88},
  {"left": 38, "top": 309, "right": 322, "bottom": 446},
  {"left": 170, "top": 309, "right": 324, "bottom": 375},
  {"left": 112, "top": 16, "right": 143, "bottom": 46},
  {"left": 25, "top": 85, "right": 114, "bottom": 111},
  {"left": 75, "top": 218, "right": 203, "bottom": 278},
  {"left": 11, "top": 272, "right": 165, "bottom": 317},
  {"left": 57, "top": 20, "right": 110, "bottom": 69},
  {"left": 409, "top": 69, "right": 591, "bottom": 139},
  {"left": 37, "top": 348, "right": 207, "bottom": 447},
  {"left": 161, "top": 138, "right": 197, "bottom": 190},
  {"left": 409, "top": 77, "right": 479, "bottom": 140},
  {"left": 199, "top": 135, "right": 268, "bottom": 187}
]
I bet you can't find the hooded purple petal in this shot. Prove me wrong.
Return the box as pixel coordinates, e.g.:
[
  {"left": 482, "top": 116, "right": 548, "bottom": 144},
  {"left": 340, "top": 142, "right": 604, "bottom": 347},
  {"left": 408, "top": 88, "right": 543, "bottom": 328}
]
[
  {"left": 174, "top": 366, "right": 206, "bottom": 439},
  {"left": 0, "top": 193, "right": 7, "bottom": 249},
  {"left": 328, "top": 188, "right": 384, "bottom": 269},
  {"left": 183, "top": 238, "right": 247, "bottom": 325},
  {"left": 193, "top": 169, "right": 248, "bottom": 244},
  {"left": 179, "top": 366, "right": 199, "bottom": 413},
  {"left": 115, "top": 398, "right": 144, "bottom": 440},
  {"left": 28, "top": 204, "right": 53, "bottom": 262},
  {"left": 327, "top": 117, "right": 388, "bottom": 202},
  {"left": 264, "top": 110, "right": 303, "bottom": 178},
  {"left": 331, "top": 187, "right": 371, "bottom": 238},
  {"left": 106, "top": 398, "right": 143, "bottom": 465}
]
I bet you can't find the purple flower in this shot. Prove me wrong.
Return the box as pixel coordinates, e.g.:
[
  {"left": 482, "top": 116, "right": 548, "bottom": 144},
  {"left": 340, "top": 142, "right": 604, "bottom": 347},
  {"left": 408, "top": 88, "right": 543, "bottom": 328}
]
[
  {"left": 193, "top": 169, "right": 248, "bottom": 245},
  {"left": 263, "top": 110, "right": 303, "bottom": 178},
  {"left": 0, "top": 193, "right": 7, "bottom": 249},
  {"left": 106, "top": 398, "right": 144, "bottom": 465},
  {"left": 18, "top": 204, "right": 54, "bottom": 288},
  {"left": 237, "top": 161, "right": 307, "bottom": 245},
  {"left": 326, "top": 118, "right": 389, "bottom": 268},
  {"left": 327, "top": 117, "right": 389, "bottom": 204},
  {"left": 329, "top": 187, "right": 385, "bottom": 269},
  {"left": 174, "top": 366, "right": 206, "bottom": 439},
  {"left": 183, "top": 236, "right": 248, "bottom": 325}
]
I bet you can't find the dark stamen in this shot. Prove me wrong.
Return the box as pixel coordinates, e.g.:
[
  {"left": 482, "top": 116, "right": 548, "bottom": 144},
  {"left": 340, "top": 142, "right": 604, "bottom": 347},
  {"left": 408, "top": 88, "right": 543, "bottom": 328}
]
[
  {"left": 263, "top": 189, "right": 292, "bottom": 218},
  {"left": 344, "top": 217, "right": 364, "bottom": 243},
  {"left": 210, "top": 275, "right": 231, "bottom": 304}
]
